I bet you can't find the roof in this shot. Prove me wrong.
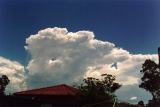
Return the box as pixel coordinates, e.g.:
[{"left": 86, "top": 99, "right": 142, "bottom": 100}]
[{"left": 14, "top": 84, "right": 80, "bottom": 96}]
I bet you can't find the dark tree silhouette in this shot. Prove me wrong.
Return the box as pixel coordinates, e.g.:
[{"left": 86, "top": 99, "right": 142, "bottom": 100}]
[
  {"left": 0, "top": 75, "right": 10, "bottom": 95},
  {"left": 139, "top": 59, "right": 160, "bottom": 101},
  {"left": 75, "top": 74, "right": 121, "bottom": 105},
  {"left": 138, "top": 101, "right": 144, "bottom": 107}
]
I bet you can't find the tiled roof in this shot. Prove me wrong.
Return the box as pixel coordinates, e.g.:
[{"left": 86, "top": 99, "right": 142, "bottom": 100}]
[{"left": 14, "top": 84, "right": 80, "bottom": 96}]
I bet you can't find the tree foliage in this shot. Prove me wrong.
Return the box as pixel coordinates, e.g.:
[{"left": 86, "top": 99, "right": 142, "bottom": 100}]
[
  {"left": 0, "top": 75, "right": 10, "bottom": 95},
  {"left": 75, "top": 74, "right": 121, "bottom": 104},
  {"left": 139, "top": 59, "right": 160, "bottom": 102}
]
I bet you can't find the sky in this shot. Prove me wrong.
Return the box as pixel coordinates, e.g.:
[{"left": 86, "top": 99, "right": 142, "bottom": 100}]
[{"left": 0, "top": 0, "right": 160, "bottom": 104}]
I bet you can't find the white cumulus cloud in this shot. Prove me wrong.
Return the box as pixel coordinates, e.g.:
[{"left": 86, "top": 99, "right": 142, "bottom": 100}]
[
  {"left": 0, "top": 27, "right": 157, "bottom": 103},
  {"left": 25, "top": 27, "right": 157, "bottom": 88},
  {"left": 0, "top": 27, "right": 150, "bottom": 103},
  {"left": 0, "top": 57, "right": 26, "bottom": 93}
]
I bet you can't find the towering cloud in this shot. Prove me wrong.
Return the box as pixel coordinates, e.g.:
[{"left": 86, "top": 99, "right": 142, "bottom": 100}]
[
  {"left": 25, "top": 27, "right": 157, "bottom": 103},
  {"left": 0, "top": 27, "right": 157, "bottom": 103},
  {"left": 25, "top": 27, "right": 116, "bottom": 87}
]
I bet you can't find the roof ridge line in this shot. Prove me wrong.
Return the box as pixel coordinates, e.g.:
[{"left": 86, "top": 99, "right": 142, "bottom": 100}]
[{"left": 15, "top": 84, "right": 69, "bottom": 94}]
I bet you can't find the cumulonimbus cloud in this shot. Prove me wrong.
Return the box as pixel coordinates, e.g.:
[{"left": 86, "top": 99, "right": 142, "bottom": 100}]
[
  {"left": 24, "top": 27, "right": 158, "bottom": 103},
  {"left": 0, "top": 27, "right": 157, "bottom": 103},
  {"left": 25, "top": 27, "right": 157, "bottom": 87}
]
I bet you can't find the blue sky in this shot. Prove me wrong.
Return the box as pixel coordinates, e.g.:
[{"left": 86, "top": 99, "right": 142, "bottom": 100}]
[
  {"left": 0, "top": 0, "right": 160, "bottom": 64},
  {"left": 0, "top": 0, "right": 160, "bottom": 103}
]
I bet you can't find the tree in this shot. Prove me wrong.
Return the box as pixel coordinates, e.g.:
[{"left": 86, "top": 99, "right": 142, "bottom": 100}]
[
  {"left": 138, "top": 101, "right": 144, "bottom": 107},
  {"left": 75, "top": 74, "right": 121, "bottom": 105},
  {"left": 139, "top": 59, "right": 160, "bottom": 101},
  {"left": 0, "top": 75, "right": 10, "bottom": 95}
]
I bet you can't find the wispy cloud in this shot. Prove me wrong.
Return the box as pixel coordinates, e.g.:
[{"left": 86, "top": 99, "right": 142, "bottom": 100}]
[{"left": 130, "top": 96, "right": 137, "bottom": 101}]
